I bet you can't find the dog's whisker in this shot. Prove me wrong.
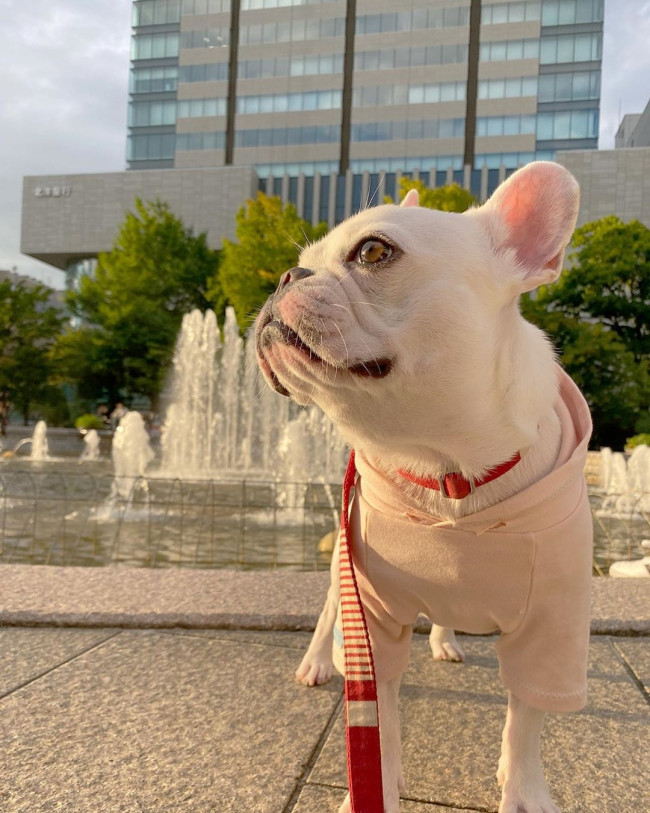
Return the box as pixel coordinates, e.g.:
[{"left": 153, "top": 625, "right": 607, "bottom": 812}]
[
  {"left": 329, "top": 318, "right": 351, "bottom": 368},
  {"left": 330, "top": 300, "right": 395, "bottom": 314}
]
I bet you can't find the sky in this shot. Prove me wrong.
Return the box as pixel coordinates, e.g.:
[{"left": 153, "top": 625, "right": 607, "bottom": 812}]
[{"left": 0, "top": 0, "right": 649, "bottom": 289}]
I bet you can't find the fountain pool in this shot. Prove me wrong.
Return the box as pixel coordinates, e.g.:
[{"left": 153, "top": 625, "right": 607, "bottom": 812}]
[{"left": 0, "top": 308, "right": 647, "bottom": 573}]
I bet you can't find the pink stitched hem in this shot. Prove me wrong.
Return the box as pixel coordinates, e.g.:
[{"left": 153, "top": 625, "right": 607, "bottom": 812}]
[{"left": 500, "top": 669, "right": 588, "bottom": 713}]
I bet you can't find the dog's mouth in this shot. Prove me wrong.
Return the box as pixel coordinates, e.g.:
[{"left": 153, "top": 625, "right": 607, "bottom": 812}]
[{"left": 258, "top": 317, "right": 393, "bottom": 396}]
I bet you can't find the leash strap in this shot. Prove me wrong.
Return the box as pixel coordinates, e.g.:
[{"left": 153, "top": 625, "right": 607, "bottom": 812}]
[{"left": 340, "top": 450, "right": 384, "bottom": 812}]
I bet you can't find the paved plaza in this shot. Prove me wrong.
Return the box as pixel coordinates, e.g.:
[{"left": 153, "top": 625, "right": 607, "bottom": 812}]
[{"left": 1, "top": 567, "right": 649, "bottom": 812}]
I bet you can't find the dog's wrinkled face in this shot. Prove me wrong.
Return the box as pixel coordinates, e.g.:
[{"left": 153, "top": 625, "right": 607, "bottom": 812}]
[
  {"left": 255, "top": 163, "right": 579, "bottom": 457},
  {"left": 255, "top": 202, "right": 497, "bottom": 448}
]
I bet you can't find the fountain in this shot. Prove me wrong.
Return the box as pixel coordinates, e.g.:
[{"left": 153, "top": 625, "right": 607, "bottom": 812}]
[
  {"left": 79, "top": 429, "right": 101, "bottom": 462},
  {"left": 161, "top": 308, "right": 348, "bottom": 491},
  {"left": 0, "top": 305, "right": 646, "bottom": 572},
  {"left": 30, "top": 421, "right": 49, "bottom": 460},
  {"left": 112, "top": 411, "right": 155, "bottom": 500},
  {"left": 592, "top": 445, "right": 650, "bottom": 575},
  {"left": 6, "top": 420, "right": 51, "bottom": 459},
  {"left": 596, "top": 445, "right": 650, "bottom": 519}
]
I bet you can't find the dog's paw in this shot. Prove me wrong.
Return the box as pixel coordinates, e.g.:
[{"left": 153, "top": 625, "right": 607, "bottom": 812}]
[
  {"left": 338, "top": 791, "right": 401, "bottom": 813},
  {"left": 295, "top": 652, "right": 333, "bottom": 686},
  {"left": 498, "top": 773, "right": 561, "bottom": 813},
  {"left": 338, "top": 793, "right": 351, "bottom": 813},
  {"left": 429, "top": 625, "right": 465, "bottom": 662}
]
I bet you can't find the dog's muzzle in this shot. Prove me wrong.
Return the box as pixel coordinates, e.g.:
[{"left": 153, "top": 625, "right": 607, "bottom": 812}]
[{"left": 255, "top": 266, "right": 393, "bottom": 396}]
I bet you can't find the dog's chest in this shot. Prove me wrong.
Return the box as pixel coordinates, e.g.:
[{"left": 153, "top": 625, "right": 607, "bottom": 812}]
[{"left": 350, "top": 488, "right": 535, "bottom": 634}]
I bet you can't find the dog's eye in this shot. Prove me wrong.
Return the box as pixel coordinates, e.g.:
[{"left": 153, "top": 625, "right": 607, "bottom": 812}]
[{"left": 356, "top": 239, "right": 393, "bottom": 265}]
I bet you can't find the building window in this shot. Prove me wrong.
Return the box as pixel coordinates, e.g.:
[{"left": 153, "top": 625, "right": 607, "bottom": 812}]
[
  {"left": 480, "top": 38, "right": 540, "bottom": 61},
  {"left": 475, "top": 151, "right": 551, "bottom": 168},
  {"left": 177, "top": 97, "right": 228, "bottom": 118},
  {"left": 478, "top": 76, "right": 538, "bottom": 99},
  {"left": 255, "top": 160, "right": 339, "bottom": 178},
  {"left": 241, "top": 0, "right": 331, "bottom": 10},
  {"left": 127, "top": 133, "right": 176, "bottom": 161},
  {"left": 356, "top": 7, "right": 470, "bottom": 36},
  {"left": 537, "top": 70, "right": 600, "bottom": 102},
  {"left": 541, "top": 0, "right": 605, "bottom": 26},
  {"left": 129, "top": 100, "right": 178, "bottom": 127},
  {"left": 348, "top": 156, "right": 464, "bottom": 173},
  {"left": 481, "top": 2, "right": 542, "bottom": 24},
  {"left": 235, "top": 124, "right": 340, "bottom": 147},
  {"left": 131, "top": 32, "right": 180, "bottom": 59},
  {"left": 179, "top": 63, "right": 229, "bottom": 82},
  {"left": 182, "top": 0, "right": 229, "bottom": 13},
  {"left": 131, "top": 66, "right": 179, "bottom": 94},
  {"left": 180, "top": 28, "right": 229, "bottom": 48},
  {"left": 237, "top": 89, "right": 342, "bottom": 115},
  {"left": 176, "top": 131, "right": 226, "bottom": 150},
  {"left": 238, "top": 16, "right": 344, "bottom": 46},
  {"left": 540, "top": 32, "right": 602, "bottom": 64},
  {"left": 476, "top": 114, "right": 537, "bottom": 137},
  {"left": 351, "top": 118, "right": 465, "bottom": 142},
  {"left": 133, "top": 0, "right": 181, "bottom": 27},
  {"left": 355, "top": 43, "right": 469, "bottom": 71},
  {"left": 536, "top": 108, "right": 599, "bottom": 140}
]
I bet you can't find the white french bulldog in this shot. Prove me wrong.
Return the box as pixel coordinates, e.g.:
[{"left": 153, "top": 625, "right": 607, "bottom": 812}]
[{"left": 255, "top": 162, "right": 592, "bottom": 813}]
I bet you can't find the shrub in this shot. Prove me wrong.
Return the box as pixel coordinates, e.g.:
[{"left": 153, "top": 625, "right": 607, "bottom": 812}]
[
  {"left": 74, "top": 414, "right": 105, "bottom": 431},
  {"left": 625, "top": 433, "right": 650, "bottom": 450}
]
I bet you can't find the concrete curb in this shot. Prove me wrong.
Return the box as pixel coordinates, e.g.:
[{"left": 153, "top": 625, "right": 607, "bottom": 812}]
[{"left": 1, "top": 565, "right": 648, "bottom": 633}]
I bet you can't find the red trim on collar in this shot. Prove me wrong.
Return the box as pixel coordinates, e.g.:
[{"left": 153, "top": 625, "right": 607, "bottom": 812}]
[{"left": 397, "top": 452, "right": 522, "bottom": 500}]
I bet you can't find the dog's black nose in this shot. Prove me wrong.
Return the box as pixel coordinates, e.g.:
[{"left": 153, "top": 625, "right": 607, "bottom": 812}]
[{"left": 278, "top": 266, "right": 314, "bottom": 288}]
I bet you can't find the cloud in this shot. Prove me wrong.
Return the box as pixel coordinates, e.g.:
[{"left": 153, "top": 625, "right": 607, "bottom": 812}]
[
  {"left": 0, "top": 0, "right": 648, "bottom": 287},
  {"left": 599, "top": 0, "right": 650, "bottom": 147},
  {"left": 0, "top": 0, "right": 132, "bottom": 286}
]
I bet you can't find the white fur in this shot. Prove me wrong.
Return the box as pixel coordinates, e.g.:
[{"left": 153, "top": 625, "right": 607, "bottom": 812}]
[{"left": 256, "top": 162, "right": 580, "bottom": 812}]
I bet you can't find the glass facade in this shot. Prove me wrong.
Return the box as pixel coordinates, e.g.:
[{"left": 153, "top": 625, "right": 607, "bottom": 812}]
[
  {"left": 130, "top": 66, "right": 179, "bottom": 94},
  {"left": 541, "top": 0, "right": 604, "bottom": 25},
  {"left": 181, "top": 0, "right": 329, "bottom": 12},
  {"left": 133, "top": 0, "right": 181, "bottom": 25},
  {"left": 131, "top": 32, "right": 180, "bottom": 60},
  {"left": 127, "top": 0, "right": 603, "bottom": 174},
  {"left": 540, "top": 32, "right": 602, "bottom": 64},
  {"left": 535, "top": 0, "right": 604, "bottom": 154},
  {"left": 538, "top": 70, "right": 600, "bottom": 103},
  {"left": 481, "top": 1, "right": 541, "bottom": 23}
]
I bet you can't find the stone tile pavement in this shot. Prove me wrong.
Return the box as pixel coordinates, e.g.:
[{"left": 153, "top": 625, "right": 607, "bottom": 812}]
[{"left": 1, "top": 626, "right": 648, "bottom": 813}]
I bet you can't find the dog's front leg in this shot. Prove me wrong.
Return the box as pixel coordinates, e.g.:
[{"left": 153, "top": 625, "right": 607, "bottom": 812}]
[
  {"left": 497, "top": 692, "right": 560, "bottom": 813},
  {"left": 338, "top": 676, "right": 404, "bottom": 813},
  {"left": 296, "top": 533, "right": 340, "bottom": 685}
]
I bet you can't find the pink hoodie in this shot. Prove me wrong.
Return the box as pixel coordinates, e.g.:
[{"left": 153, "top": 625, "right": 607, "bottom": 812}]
[{"left": 333, "top": 368, "right": 593, "bottom": 712}]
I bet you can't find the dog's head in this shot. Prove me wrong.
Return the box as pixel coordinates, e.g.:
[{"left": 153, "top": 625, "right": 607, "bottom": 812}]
[{"left": 255, "top": 162, "right": 579, "bottom": 464}]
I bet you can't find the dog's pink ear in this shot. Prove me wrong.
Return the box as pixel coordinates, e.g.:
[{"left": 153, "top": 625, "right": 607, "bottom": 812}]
[
  {"left": 400, "top": 189, "right": 419, "bottom": 208},
  {"left": 481, "top": 162, "right": 579, "bottom": 292}
]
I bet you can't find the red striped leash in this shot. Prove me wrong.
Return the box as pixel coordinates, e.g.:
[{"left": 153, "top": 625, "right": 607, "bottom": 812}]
[{"left": 340, "top": 450, "right": 384, "bottom": 812}]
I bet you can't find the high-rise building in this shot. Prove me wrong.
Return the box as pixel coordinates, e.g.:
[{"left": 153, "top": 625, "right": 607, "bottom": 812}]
[
  {"left": 127, "top": 0, "right": 603, "bottom": 177},
  {"left": 21, "top": 0, "right": 611, "bottom": 281},
  {"left": 615, "top": 98, "right": 650, "bottom": 148}
]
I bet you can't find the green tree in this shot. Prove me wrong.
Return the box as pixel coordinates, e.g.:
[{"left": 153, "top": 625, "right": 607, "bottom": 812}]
[
  {"left": 59, "top": 199, "right": 221, "bottom": 409},
  {"left": 0, "top": 281, "right": 65, "bottom": 424},
  {"left": 213, "top": 192, "right": 327, "bottom": 329},
  {"left": 388, "top": 177, "right": 477, "bottom": 212},
  {"left": 522, "top": 216, "right": 650, "bottom": 449}
]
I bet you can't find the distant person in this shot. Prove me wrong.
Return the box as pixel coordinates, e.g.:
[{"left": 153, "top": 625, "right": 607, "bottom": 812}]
[
  {"left": 110, "top": 402, "right": 128, "bottom": 430},
  {"left": 96, "top": 404, "right": 110, "bottom": 428},
  {"left": 0, "top": 393, "right": 8, "bottom": 436}
]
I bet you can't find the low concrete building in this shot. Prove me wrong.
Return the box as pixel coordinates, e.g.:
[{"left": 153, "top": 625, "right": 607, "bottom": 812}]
[
  {"left": 614, "top": 98, "right": 650, "bottom": 149},
  {"left": 21, "top": 149, "right": 650, "bottom": 285},
  {"left": 556, "top": 146, "right": 650, "bottom": 227},
  {"left": 21, "top": 165, "right": 258, "bottom": 272}
]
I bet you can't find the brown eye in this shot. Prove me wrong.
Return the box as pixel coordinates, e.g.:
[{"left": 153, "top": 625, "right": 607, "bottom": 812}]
[{"left": 357, "top": 239, "right": 393, "bottom": 265}]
